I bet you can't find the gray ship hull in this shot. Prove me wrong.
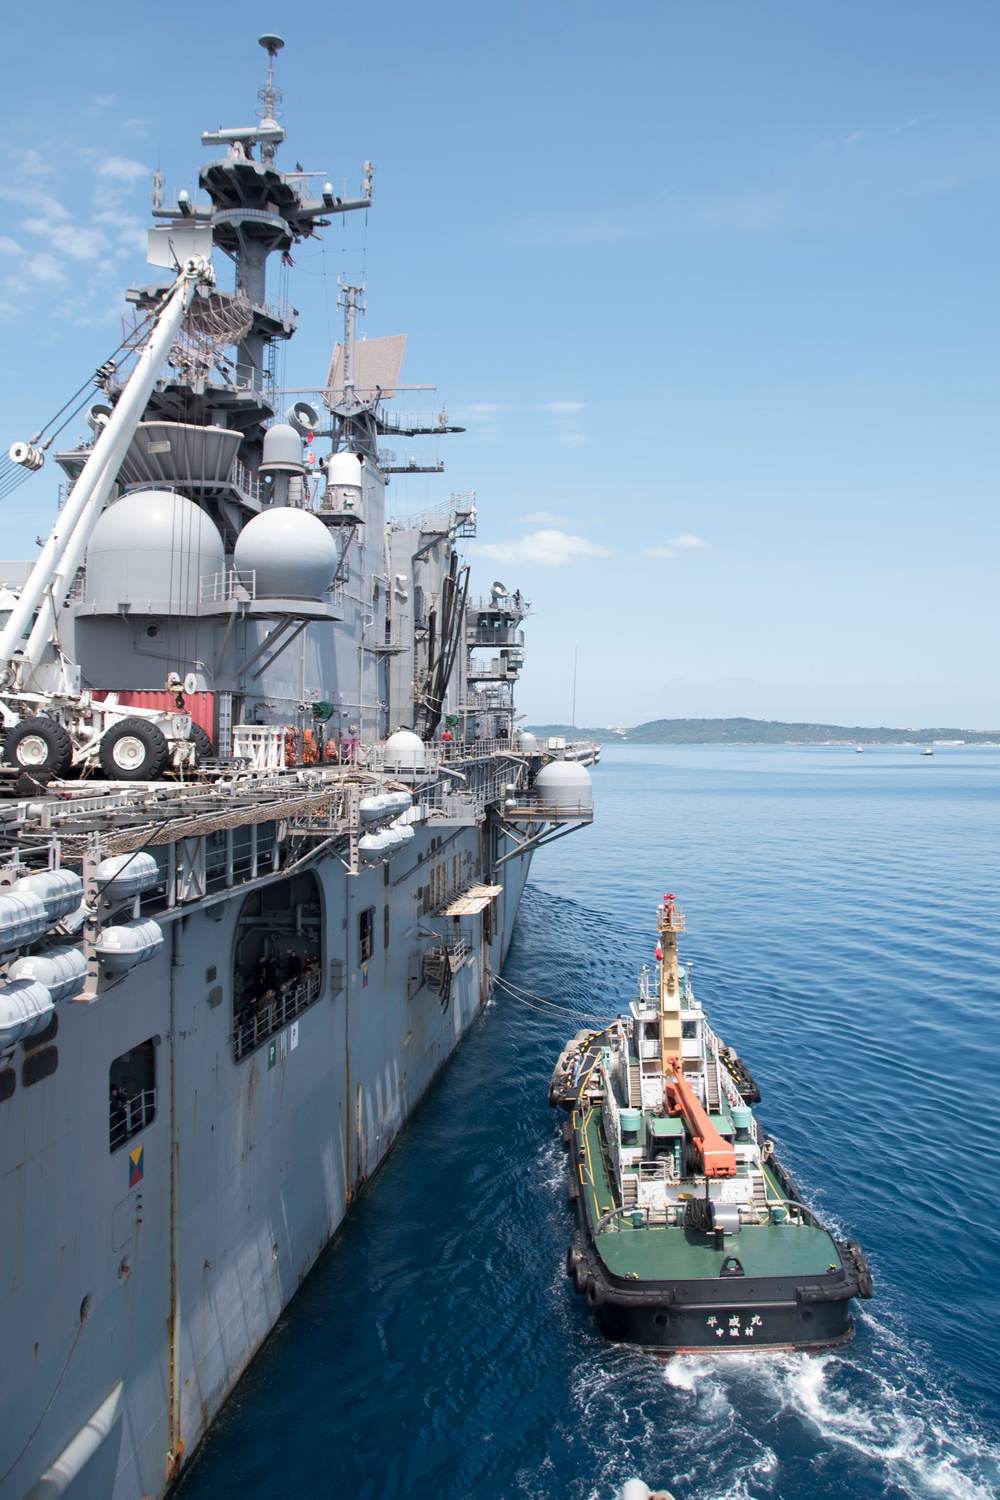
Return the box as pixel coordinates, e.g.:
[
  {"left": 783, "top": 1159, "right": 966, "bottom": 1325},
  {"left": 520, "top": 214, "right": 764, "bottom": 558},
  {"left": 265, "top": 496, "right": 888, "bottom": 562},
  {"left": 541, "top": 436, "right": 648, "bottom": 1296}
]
[{"left": 1, "top": 828, "right": 531, "bottom": 1499}]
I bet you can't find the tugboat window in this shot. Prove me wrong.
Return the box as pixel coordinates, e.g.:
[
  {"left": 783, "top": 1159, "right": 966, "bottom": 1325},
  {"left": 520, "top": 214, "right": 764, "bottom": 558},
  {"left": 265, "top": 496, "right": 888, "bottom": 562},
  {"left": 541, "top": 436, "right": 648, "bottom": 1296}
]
[
  {"left": 359, "top": 906, "right": 375, "bottom": 964},
  {"left": 109, "top": 1040, "right": 156, "bottom": 1151},
  {"left": 231, "top": 870, "right": 324, "bottom": 1062}
]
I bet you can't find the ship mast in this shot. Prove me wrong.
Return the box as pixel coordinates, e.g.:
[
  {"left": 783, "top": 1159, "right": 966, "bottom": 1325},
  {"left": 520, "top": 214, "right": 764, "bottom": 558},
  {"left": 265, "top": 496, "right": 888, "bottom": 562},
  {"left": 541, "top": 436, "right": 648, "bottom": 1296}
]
[{"left": 657, "top": 894, "right": 685, "bottom": 1078}]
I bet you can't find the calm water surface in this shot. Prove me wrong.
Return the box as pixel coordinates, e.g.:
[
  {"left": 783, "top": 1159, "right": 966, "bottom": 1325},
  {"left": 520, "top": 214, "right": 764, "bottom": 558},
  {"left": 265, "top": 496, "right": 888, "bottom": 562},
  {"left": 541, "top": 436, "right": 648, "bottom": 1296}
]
[{"left": 177, "top": 746, "right": 1000, "bottom": 1500}]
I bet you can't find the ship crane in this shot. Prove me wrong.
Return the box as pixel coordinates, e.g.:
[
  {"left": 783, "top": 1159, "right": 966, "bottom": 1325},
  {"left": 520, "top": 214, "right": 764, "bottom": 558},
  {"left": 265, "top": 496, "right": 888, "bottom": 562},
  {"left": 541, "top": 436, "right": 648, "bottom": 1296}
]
[
  {"left": 0, "top": 250, "right": 215, "bottom": 778},
  {"left": 663, "top": 1056, "right": 737, "bottom": 1178}
]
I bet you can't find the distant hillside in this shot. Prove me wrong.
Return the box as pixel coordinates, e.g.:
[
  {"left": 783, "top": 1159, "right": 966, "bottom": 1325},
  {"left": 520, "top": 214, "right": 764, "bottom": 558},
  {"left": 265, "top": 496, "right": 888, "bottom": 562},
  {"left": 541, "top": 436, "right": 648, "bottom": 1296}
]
[{"left": 526, "top": 718, "right": 1000, "bottom": 746}]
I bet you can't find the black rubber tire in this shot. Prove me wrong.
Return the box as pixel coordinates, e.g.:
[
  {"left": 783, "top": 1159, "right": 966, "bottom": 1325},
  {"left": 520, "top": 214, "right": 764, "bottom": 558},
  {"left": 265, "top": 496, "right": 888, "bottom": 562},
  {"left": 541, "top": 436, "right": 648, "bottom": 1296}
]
[
  {"left": 565, "top": 1247, "right": 580, "bottom": 1279},
  {"left": 844, "top": 1240, "right": 874, "bottom": 1298},
  {"left": 585, "top": 1277, "right": 605, "bottom": 1310},
  {"left": 99, "top": 718, "right": 170, "bottom": 781},
  {"left": 4, "top": 716, "right": 73, "bottom": 776},
  {"left": 572, "top": 1261, "right": 589, "bottom": 1296},
  {"left": 189, "top": 723, "right": 214, "bottom": 764}
]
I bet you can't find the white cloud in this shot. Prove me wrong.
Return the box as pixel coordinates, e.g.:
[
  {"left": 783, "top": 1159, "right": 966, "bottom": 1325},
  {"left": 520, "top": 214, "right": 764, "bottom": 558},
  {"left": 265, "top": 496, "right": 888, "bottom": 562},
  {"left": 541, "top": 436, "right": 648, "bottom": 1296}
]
[
  {"left": 26, "top": 253, "right": 65, "bottom": 283},
  {"left": 470, "top": 529, "right": 611, "bottom": 568},
  {"left": 23, "top": 220, "right": 108, "bottom": 261},
  {"left": 519, "top": 510, "right": 572, "bottom": 525},
  {"left": 0, "top": 185, "right": 69, "bottom": 218},
  {"left": 645, "top": 535, "right": 706, "bottom": 560},
  {"left": 97, "top": 156, "right": 147, "bottom": 183},
  {"left": 541, "top": 400, "right": 585, "bottom": 413},
  {"left": 0, "top": 236, "right": 21, "bottom": 256}
]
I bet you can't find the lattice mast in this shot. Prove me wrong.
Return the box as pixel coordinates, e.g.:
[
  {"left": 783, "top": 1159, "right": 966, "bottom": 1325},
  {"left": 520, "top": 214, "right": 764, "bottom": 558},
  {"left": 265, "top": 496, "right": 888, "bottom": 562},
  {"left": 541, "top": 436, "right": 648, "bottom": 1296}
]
[{"left": 657, "top": 894, "right": 685, "bottom": 1076}]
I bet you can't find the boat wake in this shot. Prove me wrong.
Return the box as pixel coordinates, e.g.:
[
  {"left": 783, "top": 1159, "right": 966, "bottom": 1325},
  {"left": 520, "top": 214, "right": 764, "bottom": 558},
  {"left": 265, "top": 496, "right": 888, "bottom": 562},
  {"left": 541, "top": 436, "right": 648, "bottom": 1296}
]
[{"left": 561, "top": 1312, "right": 1000, "bottom": 1500}]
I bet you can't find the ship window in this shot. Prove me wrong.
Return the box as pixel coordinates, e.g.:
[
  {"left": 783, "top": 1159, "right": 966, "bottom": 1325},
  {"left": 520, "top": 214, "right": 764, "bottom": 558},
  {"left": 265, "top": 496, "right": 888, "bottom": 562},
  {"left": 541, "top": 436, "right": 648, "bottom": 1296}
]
[
  {"left": 109, "top": 1039, "right": 156, "bottom": 1151},
  {"left": 682, "top": 1021, "right": 697, "bottom": 1038},
  {"left": 231, "top": 870, "right": 324, "bottom": 1062},
  {"left": 359, "top": 906, "right": 375, "bottom": 963}
]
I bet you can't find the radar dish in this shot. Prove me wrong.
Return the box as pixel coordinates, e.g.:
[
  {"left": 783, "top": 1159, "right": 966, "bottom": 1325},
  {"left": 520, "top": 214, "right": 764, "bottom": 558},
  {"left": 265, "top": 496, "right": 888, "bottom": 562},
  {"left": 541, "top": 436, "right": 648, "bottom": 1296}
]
[
  {"left": 259, "top": 33, "right": 284, "bottom": 52},
  {"left": 324, "top": 335, "right": 407, "bottom": 409}
]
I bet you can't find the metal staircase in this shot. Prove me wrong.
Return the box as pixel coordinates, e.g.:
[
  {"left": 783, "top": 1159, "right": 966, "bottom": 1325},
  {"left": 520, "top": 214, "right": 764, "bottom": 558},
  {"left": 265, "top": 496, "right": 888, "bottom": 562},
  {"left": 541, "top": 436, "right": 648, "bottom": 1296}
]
[
  {"left": 750, "top": 1170, "right": 770, "bottom": 1223},
  {"left": 628, "top": 1060, "right": 642, "bottom": 1108},
  {"left": 705, "top": 1060, "right": 721, "bottom": 1112}
]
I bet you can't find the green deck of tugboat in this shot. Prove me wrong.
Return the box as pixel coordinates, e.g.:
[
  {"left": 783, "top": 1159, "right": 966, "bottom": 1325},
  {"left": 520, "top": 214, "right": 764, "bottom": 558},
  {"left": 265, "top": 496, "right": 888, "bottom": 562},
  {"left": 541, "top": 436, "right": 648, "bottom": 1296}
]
[{"left": 578, "top": 1106, "right": 841, "bottom": 1282}]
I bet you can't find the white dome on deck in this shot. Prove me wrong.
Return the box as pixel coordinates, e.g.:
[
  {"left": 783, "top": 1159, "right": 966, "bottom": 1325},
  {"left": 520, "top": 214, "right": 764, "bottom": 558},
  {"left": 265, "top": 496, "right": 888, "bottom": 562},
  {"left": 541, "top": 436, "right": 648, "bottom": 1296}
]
[
  {"left": 260, "top": 424, "right": 305, "bottom": 474},
  {"left": 86, "top": 490, "right": 224, "bottom": 609},
  {"left": 533, "top": 759, "right": 593, "bottom": 811},
  {"left": 234, "top": 508, "right": 338, "bottom": 600},
  {"left": 384, "top": 729, "right": 426, "bottom": 771}
]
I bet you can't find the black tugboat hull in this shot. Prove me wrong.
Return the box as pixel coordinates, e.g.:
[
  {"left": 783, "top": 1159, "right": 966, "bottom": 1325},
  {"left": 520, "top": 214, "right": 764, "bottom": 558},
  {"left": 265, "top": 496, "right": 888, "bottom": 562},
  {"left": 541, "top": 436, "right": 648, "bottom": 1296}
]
[
  {"left": 592, "top": 1292, "right": 854, "bottom": 1352},
  {"left": 567, "top": 1219, "right": 868, "bottom": 1354}
]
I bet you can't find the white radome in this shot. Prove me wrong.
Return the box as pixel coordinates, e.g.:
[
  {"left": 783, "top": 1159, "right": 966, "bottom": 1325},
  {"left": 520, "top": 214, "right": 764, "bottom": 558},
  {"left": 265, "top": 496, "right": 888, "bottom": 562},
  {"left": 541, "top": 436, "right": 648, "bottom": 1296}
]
[
  {"left": 533, "top": 758, "right": 594, "bottom": 811},
  {"left": 234, "top": 508, "right": 339, "bottom": 599},
  {"left": 383, "top": 728, "right": 427, "bottom": 771},
  {"left": 86, "top": 489, "right": 225, "bottom": 609}
]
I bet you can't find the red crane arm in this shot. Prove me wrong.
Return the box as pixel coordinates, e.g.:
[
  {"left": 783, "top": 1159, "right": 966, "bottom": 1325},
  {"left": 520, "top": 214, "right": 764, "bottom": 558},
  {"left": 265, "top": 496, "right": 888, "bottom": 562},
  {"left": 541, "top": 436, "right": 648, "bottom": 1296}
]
[{"left": 664, "top": 1056, "right": 737, "bottom": 1178}]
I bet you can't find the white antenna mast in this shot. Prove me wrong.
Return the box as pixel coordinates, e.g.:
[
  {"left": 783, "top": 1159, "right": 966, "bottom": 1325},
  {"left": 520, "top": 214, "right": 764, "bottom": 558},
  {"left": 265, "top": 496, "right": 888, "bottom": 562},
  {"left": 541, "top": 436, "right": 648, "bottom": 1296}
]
[
  {"left": 338, "top": 282, "right": 365, "bottom": 393},
  {"left": 257, "top": 33, "right": 284, "bottom": 164}
]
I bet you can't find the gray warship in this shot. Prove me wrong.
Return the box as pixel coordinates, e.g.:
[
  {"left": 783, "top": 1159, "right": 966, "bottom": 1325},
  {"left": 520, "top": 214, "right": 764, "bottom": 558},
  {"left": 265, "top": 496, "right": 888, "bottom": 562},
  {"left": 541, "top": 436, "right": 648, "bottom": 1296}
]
[{"left": 0, "top": 37, "right": 595, "bottom": 1499}]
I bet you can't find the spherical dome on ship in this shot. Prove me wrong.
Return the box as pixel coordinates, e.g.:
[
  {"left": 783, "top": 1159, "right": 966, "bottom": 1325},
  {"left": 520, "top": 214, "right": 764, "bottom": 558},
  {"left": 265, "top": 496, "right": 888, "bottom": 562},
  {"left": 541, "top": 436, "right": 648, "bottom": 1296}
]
[
  {"left": 260, "top": 424, "right": 305, "bottom": 474},
  {"left": 234, "top": 508, "right": 338, "bottom": 600},
  {"left": 326, "top": 451, "right": 365, "bottom": 487},
  {"left": 516, "top": 730, "right": 537, "bottom": 752},
  {"left": 533, "top": 758, "right": 593, "bottom": 811},
  {"left": 384, "top": 728, "right": 426, "bottom": 771},
  {"left": 86, "top": 489, "right": 224, "bottom": 610}
]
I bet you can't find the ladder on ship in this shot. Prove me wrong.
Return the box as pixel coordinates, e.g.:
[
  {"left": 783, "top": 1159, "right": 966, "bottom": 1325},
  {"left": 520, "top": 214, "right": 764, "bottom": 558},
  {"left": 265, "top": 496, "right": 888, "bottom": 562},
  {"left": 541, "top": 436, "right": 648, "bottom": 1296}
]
[
  {"left": 750, "top": 1170, "right": 770, "bottom": 1222},
  {"left": 621, "top": 1176, "right": 638, "bottom": 1210},
  {"left": 628, "top": 1059, "right": 642, "bottom": 1108},
  {"left": 705, "top": 1059, "right": 721, "bottom": 1112}
]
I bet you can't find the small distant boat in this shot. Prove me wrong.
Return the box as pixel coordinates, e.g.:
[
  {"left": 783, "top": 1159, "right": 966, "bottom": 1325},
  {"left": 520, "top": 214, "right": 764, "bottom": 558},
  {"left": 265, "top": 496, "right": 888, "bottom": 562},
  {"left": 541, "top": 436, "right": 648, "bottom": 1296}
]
[
  {"left": 855, "top": 745, "right": 864, "bottom": 753},
  {"left": 922, "top": 747, "right": 934, "bottom": 756}
]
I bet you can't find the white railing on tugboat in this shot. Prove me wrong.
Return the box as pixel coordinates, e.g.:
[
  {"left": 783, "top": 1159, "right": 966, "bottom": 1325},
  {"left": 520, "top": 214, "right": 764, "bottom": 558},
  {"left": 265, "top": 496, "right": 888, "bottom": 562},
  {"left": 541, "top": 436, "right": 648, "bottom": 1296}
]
[{"left": 703, "top": 1020, "right": 747, "bottom": 1111}]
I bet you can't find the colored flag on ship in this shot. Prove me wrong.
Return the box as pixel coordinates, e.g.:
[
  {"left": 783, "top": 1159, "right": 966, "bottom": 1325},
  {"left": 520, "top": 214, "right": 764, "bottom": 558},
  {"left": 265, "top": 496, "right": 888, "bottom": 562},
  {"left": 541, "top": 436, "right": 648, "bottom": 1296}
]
[{"left": 129, "top": 1143, "right": 144, "bottom": 1188}]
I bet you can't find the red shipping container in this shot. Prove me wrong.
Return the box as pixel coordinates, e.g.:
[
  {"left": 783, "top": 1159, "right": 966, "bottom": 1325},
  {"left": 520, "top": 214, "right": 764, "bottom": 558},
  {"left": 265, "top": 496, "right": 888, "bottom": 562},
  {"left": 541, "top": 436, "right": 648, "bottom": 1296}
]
[{"left": 92, "top": 691, "right": 216, "bottom": 745}]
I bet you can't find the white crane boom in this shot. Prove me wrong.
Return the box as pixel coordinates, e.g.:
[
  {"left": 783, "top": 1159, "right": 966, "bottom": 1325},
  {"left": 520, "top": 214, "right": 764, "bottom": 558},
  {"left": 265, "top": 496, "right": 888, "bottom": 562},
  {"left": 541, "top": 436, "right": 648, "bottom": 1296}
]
[{"left": 0, "top": 256, "right": 212, "bottom": 681}]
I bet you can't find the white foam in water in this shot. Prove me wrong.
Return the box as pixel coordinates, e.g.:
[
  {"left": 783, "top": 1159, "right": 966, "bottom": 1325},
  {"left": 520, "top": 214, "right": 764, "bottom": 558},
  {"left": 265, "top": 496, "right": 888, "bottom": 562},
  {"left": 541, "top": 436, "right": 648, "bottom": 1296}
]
[{"left": 644, "top": 1330, "right": 1000, "bottom": 1500}]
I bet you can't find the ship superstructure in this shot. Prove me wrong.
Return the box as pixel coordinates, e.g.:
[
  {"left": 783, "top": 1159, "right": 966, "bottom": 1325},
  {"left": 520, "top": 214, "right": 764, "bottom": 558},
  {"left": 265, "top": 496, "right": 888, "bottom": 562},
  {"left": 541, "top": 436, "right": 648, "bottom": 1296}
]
[{"left": 0, "top": 38, "right": 595, "bottom": 1500}]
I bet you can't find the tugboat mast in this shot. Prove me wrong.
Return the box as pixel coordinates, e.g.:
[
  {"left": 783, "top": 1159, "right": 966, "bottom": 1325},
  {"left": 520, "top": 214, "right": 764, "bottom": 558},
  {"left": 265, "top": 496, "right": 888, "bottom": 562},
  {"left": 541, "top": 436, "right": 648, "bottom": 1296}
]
[{"left": 657, "top": 894, "right": 685, "bottom": 1078}]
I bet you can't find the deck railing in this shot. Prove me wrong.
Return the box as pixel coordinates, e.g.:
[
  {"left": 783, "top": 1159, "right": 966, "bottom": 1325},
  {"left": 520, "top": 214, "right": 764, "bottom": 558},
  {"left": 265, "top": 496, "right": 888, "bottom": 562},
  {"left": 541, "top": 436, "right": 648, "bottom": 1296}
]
[
  {"left": 110, "top": 1088, "right": 156, "bottom": 1151},
  {"left": 232, "top": 970, "right": 322, "bottom": 1061}
]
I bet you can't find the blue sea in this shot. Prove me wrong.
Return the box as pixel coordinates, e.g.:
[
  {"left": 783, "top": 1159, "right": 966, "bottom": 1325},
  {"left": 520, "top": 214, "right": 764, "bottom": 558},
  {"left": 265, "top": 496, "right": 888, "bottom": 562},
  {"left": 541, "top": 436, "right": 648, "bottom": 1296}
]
[{"left": 177, "top": 746, "right": 1000, "bottom": 1500}]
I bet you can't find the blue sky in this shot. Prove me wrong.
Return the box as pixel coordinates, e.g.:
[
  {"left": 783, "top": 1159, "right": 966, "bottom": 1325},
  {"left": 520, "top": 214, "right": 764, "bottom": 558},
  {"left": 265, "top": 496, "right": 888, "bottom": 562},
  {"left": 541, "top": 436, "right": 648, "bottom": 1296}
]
[{"left": 1, "top": 1, "right": 997, "bottom": 728}]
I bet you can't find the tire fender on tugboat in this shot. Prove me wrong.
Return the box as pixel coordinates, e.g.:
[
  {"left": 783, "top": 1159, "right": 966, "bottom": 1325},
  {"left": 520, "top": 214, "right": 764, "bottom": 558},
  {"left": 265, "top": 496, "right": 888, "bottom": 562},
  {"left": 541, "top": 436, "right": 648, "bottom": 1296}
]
[{"left": 585, "top": 1277, "right": 605, "bottom": 1309}]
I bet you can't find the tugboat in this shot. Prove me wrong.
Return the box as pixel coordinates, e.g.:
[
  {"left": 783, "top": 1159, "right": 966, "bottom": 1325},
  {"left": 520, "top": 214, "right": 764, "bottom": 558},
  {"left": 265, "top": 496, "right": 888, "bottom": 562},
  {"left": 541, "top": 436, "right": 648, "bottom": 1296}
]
[{"left": 550, "top": 895, "right": 872, "bottom": 1351}]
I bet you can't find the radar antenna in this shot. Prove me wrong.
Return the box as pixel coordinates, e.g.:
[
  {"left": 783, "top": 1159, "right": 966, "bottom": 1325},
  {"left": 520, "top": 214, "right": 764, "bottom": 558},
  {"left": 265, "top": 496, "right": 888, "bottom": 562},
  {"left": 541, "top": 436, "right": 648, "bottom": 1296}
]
[{"left": 257, "top": 33, "right": 285, "bottom": 163}]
